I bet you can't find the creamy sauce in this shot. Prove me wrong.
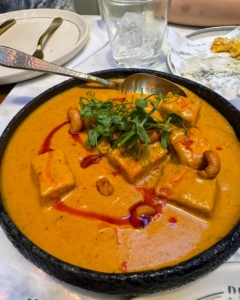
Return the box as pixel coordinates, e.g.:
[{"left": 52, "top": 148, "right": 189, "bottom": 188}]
[{"left": 1, "top": 84, "right": 240, "bottom": 273}]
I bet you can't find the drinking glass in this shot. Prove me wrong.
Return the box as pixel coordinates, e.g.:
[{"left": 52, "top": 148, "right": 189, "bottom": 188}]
[
  {"left": 97, "top": 0, "right": 105, "bottom": 21},
  {"left": 101, "top": 0, "right": 171, "bottom": 68}
]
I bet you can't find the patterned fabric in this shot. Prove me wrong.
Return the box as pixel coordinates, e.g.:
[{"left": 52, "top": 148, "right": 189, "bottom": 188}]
[{"left": 0, "top": 0, "right": 76, "bottom": 13}]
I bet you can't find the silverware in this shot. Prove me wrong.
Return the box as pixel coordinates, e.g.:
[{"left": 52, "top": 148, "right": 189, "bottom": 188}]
[
  {"left": 32, "top": 17, "right": 63, "bottom": 59},
  {"left": 0, "top": 19, "right": 16, "bottom": 35},
  {"left": 0, "top": 46, "right": 187, "bottom": 97}
]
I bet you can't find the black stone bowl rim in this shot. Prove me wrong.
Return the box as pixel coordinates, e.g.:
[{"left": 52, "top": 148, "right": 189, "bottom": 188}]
[{"left": 0, "top": 68, "right": 240, "bottom": 297}]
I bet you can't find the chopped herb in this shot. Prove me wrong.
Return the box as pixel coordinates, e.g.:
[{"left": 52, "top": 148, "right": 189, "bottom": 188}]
[{"left": 79, "top": 90, "right": 184, "bottom": 168}]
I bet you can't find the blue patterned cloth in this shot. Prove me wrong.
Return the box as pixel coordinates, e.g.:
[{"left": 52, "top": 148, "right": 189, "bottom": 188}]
[{"left": 0, "top": 0, "right": 76, "bottom": 13}]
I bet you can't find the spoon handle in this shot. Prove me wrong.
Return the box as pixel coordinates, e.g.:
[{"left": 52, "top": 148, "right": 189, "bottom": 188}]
[
  {"left": 37, "top": 17, "right": 63, "bottom": 46},
  {"left": 0, "top": 46, "right": 117, "bottom": 89},
  {"left": 0, "top": 19, "right": 16, "bottom": 35}
]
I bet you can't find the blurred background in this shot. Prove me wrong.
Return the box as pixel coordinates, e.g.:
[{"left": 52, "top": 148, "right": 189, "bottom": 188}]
[{"left": 73, "top": 0, "right": 100, "bottom": 14}]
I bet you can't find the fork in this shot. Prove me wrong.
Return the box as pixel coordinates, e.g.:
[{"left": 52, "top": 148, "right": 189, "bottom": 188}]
[{"left": 32, "top": 17, "right": 63, "bottom": 59}]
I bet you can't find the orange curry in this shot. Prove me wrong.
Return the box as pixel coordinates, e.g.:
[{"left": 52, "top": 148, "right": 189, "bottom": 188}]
[{"left": 1, "top": 84, "right": 240, "bottom": 273}]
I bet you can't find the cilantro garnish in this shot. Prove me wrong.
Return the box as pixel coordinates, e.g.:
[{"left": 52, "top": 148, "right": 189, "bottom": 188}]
[{"left": 79, "top": 90, "right": 183, "bottom": 158}]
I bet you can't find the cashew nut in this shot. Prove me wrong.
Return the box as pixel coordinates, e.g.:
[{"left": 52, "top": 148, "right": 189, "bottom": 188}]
[
  {"left": 67, "top": 107, "right": 83, "bottom": 134},
  {"left": 197, "top": 150, "right": 221, "bottom": 179},
  {"left": 96, "top": 178, "right": 114, "bottom": 196},
  {"left": 135, "top": 205, "right": 156, "bottom": 218}
]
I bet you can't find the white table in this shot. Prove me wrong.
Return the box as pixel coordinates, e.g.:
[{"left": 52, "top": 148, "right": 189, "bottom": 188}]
[{"left": 0, "top": 15, "right": 239, "bottom": 300}]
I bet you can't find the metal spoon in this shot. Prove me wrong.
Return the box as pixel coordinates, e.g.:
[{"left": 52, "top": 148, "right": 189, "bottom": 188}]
[
  {"left": 32, "top": 17, "right": 63, "bottom": 59},
  {"left": 0, "top": 46, "right": 187, "bottom": 96},
  {"left": 0, "top": 19, "right": 16, "bottom": 35}
]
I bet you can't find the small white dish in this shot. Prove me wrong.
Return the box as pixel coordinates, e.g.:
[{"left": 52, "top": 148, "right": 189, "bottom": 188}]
[
  {"left": 167, "top": 26, "right": 237, "bottom": 74},
  {"left": 0, "top": 9, "right": 89, "bottom": 85}
]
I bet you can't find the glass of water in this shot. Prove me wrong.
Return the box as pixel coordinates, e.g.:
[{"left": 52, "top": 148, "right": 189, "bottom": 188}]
[
  {"left": 101, "top": 0, "right": 171, "bottom": 68},
  {"left": 97, "top": 0, "right": 104, "bottom": 21}
]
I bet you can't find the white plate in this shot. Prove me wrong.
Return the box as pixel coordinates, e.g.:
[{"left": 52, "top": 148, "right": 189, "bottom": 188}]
[
  {"left": 0, "top": 9, "right": 89, "bottom": 85},
  {"left": 167, "top": 26, "right": 237, "bottom": 74}
]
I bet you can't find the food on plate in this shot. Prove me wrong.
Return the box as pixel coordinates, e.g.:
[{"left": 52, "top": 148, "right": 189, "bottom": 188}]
[
  {"left": 211, "top": 37, "right": 240, "bottom": 59},
  {"left": 96, "top": 178, "right": 114, "bottom": 196},
  {"left": 31, "top": 149, "right": 75, "bottom": 204},
  {"left": 161, "top": 94, "right": 201, "bottom": 127},
  {"left": 169, "top": 127, "right": 211, "bottom": 169},
  {"left": 1, "top": 83, "right": 240, "bottom": 274}
]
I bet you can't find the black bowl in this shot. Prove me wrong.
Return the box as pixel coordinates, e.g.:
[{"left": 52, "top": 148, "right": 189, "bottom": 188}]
[{"left": 0, "top": 69, "right": 240, "bottom": 297}]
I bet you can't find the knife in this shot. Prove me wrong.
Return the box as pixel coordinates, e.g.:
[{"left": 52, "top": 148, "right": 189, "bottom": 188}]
[{"left": 0, "top": 19, "right": 16, "bottom": 35}]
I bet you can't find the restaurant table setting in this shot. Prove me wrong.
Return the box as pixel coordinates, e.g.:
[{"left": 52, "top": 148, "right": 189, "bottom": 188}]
[
  {"left": 0, "top": 8, "right": 93, "bottom": 84},
  {"left": 0, "top": 15, "right": 109, "bottom": 135},
  {"left": 0, "top": 8, "right": 240, "bottom": 300}
]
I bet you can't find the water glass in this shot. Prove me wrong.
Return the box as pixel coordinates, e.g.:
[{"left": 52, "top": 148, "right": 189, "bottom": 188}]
[
  {"left": 97, "top": 0, "right": 104, "bottom": 21},
  {"left": 101, "top": 0, "right": 171, "bottom": 68}
]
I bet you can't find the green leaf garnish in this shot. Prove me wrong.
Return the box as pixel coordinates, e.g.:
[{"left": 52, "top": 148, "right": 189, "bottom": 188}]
[
  {"left": 96, "top": 124, "right": 115, "bottom": 137},
  {"left": 85, "top": 129, "right": 100, "bottom": 148},
  {"left": 117, "top": 131, "right": 135, "bottom": 147},
  {"left": 79, "top": 90, "right": 183, "bottom": 169},
  {"left": 167, "top": 113, "right": 183, "bottom": 124},
  {"left": 134, "top": 117, "right": 150, "bottom": 144},
  {"left": 161, "top": 130, "right": 169, "bottom": 149}
]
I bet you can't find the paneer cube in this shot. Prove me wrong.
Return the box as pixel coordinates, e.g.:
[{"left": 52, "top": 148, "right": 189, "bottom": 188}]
[
  {"left": 169, "top": 127, "right": 211, "bottom": 169},
  {"left": 108, "top": 142, "right": 167, "bottom": 183},
  {"left": 108, "top": 148, "right": 142, "bottom": 183},
  {"left": 148, "top": 142, "right": 168, "bottom": 165},
  {"left": 161, "top": 93, "right": 201, "bottom": 127},
  {"left": 155, "top": 163, "right": 219, "bottom": 215},
  {"left": 32, "top": 149, "right": 75, "bottom": 202}
]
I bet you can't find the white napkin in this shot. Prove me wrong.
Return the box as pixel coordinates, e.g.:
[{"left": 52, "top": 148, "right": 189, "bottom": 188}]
[
  {"left": 0, "top": 19, "right": 109, "bottom": 136},
  {"left": 65, "top": 20, "right": 108, "bottom": 70},
  {"left": 167, "top": 27, "right": 240, "bottom": 100}
]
